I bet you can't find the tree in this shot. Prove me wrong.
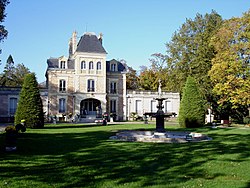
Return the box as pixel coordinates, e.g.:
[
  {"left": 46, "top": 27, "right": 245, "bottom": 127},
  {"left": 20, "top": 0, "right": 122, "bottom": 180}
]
[
  {"left": 14, "top": 73, "right": 44, "bottom": 128},
  {"left": 209, "top": 10, "right": 250, "bottom": 109},
  {"left": 138, "top": 67, "right": 158, "bottom": 90},
  {"left": 0, "top": 0, "right": 9, "bottom": 42},
  {"left": 0, "top": 0, "right": 9, "bottom": 64},
  {"left": 0, "top": 55, "right": 30, "bottom": 86},
  {"left": 0, "top": 54, "right": 14, "bottom": 85},
  {"left": 178, "top": 76, "right": 205, "bottom": 128},
  {"left": 126, "top": 66, "right": 138, "bottom": 90},
  {"left": 138, "top": 53, "right": 169, "bottom": 91},
  {"left": 13, "top": 63, "right": 31, "bottom": 86},
  {"left": 165, "top": 10, "right": 223, "bottom": 99}
]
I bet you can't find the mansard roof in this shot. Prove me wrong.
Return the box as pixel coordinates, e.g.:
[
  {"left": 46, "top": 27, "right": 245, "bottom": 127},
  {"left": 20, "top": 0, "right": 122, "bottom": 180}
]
[
  {"left": 47, "top": 58, "right": 75, "bottom": 69},
  {"left": 76, "top": 32, "right": 107, "bottom": 54},
  {"left": 47, "top": 58, "right": 58, "bottom": 68},
  {"left": 106, "top": 59, "right": 127, "bottom": 72}
]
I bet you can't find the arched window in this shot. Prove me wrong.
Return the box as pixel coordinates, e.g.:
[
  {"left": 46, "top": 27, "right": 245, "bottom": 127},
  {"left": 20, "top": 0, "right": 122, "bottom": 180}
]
[
  {"left": 87, "top": 79, "right": 95, "bottom": 92},
  {"left": 81, "top": 61, "right": 86, "bottom": 69},
  {"left": 89, "top": 61, "right": 94, "bottom": 69},
  {"left": 59, "top": 98, "right": 66, "bottom": 113},
  {"left": 59, "top": 79, "right": 66, "bottom": 92},
  {"left": 97, "top": 61, "right": 101, "bottom": 70}
]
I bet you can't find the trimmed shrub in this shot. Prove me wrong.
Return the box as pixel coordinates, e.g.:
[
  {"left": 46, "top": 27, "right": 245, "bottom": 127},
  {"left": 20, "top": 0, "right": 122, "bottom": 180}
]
[
  {"left": 243, "top": 116, "right": 250, "bottom": 124},
  {"left": 178, "top": 76, "right": 206, "bottom": 128},
  {"left": 14, "top": 73, "right": 44, "bottom": 128}
]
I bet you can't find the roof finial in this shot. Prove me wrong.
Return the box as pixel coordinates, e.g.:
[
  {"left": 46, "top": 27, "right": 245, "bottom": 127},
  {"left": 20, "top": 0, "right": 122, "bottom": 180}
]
[{"left": 98, "top": 33, "right": 103, "bottom": 44}]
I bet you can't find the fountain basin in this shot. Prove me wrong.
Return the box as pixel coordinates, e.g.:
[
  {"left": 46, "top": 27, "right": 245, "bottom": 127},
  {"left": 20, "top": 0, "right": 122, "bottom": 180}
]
[{"left": 109, "top": 130, "right": 212, "bottom": 143}]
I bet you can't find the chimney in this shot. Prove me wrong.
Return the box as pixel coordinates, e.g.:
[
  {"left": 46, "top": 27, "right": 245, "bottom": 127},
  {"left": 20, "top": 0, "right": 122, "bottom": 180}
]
[
  {"left": 72, "top": 31, "right": 77, "bottom": 53},
  {"left": 98, "top": 33, "right": 103, "bottom": 44},
  {"left": 69, "top": 31, "right": 77, "bottom": 57}
]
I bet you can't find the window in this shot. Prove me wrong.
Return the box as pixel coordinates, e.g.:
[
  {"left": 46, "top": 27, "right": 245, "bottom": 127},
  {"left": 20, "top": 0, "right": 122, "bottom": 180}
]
[
  {"left": 59, "top": 98, "right": 66, "bottom": 113},
  {"left": 87, "top": 79, "right": 95, "bottom": 92},
  {"left": 111, "top": 63, "right": 116, "bottom": 71},
  {"left": 81, "top": 61, "right": 86, "bottom": 69},
  {"left": 9, "top": 97, "right": 18, "bottom": 115},
  {"left": 110, "top": 82, "right": 117, "bottom": 94},
  {"left": 60, "top": 61, "right": 66, "bottom": 69},
  {"left": 110, "top": 100, "right": 116, "bottom": 113},
  {"left": 97, "top": 61, "right": 101, "bottom": 70},
  {"left": 136, "top": 100, "right": 142, "bottom": 114},
  {"left": 89, "top": 61, "right": 94, "bottom": 69},
  {"left": 59, "top": 79, "right": 66, "bottom": 92},
  {"left": 151, "top": 100, "right": 157, "bottom": 112}
]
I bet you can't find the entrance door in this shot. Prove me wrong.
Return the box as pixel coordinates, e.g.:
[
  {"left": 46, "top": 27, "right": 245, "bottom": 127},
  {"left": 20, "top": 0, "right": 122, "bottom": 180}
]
[{"left": 80, "top": 99, "right": 101, "bottom": 117}]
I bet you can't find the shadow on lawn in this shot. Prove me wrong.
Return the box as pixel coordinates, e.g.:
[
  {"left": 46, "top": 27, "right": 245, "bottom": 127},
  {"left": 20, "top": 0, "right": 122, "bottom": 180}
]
[
  {"left": 0, "top": 127, "right": 249, "bottom": 188},
  {"left": 42, "top": 123, "right": 108, "bottom": 129}
]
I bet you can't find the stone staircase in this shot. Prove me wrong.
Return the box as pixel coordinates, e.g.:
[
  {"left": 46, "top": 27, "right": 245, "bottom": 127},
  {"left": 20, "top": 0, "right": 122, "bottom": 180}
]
[{"left": 79, "top": 115, "right": 102, "bottom": 123}]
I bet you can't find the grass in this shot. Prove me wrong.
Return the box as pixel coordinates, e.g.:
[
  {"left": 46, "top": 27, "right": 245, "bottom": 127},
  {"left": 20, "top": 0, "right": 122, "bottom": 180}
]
[{"left": 0, "top": 122, "right": 249, "bottom": 188}]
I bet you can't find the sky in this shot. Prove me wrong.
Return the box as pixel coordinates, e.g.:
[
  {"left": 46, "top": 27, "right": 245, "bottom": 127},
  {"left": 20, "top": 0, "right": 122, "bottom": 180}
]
[{"left": 1, "top": 0, "right": 250, "bottom": 83}]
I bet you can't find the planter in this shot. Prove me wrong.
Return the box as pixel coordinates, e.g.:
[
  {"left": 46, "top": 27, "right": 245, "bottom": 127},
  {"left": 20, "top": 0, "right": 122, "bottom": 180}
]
[
  {"left": 5, "top": 132, "right": 17, "bottom": 151},
  {"left": 4, "top": 126, "right": 18, "bottom": 152}
]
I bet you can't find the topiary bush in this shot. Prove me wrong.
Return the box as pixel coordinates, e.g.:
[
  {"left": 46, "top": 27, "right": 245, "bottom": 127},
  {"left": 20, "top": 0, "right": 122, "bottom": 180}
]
[
  {"left": 243, "top": 116, "right": 250, "bottom": 124},
  {"left": 14, "top": 73, "right": 44, "bottom": 128},
  {"left": 178, "top": 76, "right": 206, "bottom": 128}
]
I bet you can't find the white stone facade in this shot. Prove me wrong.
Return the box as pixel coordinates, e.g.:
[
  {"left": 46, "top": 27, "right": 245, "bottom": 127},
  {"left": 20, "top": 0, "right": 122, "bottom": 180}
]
[
  {"left": 126, "top": 90, "right": 180, "bottom": 120},
  {"left": 45, "top": 32, "right": 127, "bottom": 121}
]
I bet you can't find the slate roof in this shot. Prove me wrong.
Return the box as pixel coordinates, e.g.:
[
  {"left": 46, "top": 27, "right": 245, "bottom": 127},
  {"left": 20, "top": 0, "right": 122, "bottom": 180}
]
[
  {"left": 106, "top": 59, "right": 127, "bottom": 72},
  {"left": 47, "top": 58, "right": 75, "bottom": 69},
  {"left": 47, "top": 58, "right": 59, "bottom": 68},
  {"left": 76, "top": 32, "right": 107, "bottom": 54}
]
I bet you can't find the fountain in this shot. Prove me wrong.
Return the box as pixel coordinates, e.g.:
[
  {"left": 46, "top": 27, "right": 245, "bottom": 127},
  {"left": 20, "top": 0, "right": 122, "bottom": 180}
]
[
  {"left": 155, "top": 79, "right": 167, "bottom": 132},
  {"left": 144, "top": 79, "right": 171, "bottom": 132},
  {"left": 109, "top": 80, "right": 212, "bottom": 143}
]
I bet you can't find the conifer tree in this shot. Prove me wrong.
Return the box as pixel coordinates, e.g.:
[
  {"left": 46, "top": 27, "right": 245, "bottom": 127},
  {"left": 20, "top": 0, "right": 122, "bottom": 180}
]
[
  {"left": 15, "top": 73, "right": 44, "bottom": 128},
  {"left": 178, "top": 76, "right": 205, "bottom": 128}
]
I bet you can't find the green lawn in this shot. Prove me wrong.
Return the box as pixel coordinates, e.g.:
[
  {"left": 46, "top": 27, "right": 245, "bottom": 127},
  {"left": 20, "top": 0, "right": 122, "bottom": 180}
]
[{"left": 0, "top": 123, "right": 249, "bottom": 188}]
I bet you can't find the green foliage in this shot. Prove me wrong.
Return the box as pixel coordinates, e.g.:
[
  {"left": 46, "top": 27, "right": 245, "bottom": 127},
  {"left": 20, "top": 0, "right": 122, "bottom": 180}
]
[
  {"left": 14, "top": 73, "right": 44, "bottom": 128},
  {"left": 138, "top": 68, "right": 159, "bottom": 90},
  {"left": 165, "top": 10, "right": 223, "bottom": 99},
  {"left": 179, "top": 76, "right": 206, "bottom": 128},
  {"left": 209, "top": 10, "right": 250, "bottom": 108},
  {"left": 0, "top": 0, "right": 9, "bottom": 42},
  {"left": 126, "top": 66, "right": 138, "bottom": 89},
  {"left": 0, "top": 55, "right": 30, "bottom": 86},
  {"left": 138, "top": 53, "right": 169, "bottom": 91},
  {"left": 243, "top": 116, "right": 250, "bottom": 124}
]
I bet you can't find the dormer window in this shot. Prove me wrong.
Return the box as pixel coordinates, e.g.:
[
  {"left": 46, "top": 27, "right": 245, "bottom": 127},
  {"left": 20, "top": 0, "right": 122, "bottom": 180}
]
[
  {"left": 89, "top": 61, "right": 94, "bottom": 69},
  {"left": 60, "top": 61, "right": 66, "bottom": 69},
  {"left": 81, "top": 61, "right": 86, "bottom": 69},
  {"left": 111, "top": 63, "right": 116, "bottom": 72},
  {"left": 97, "top": 61, "right": 101, "bottom": 70}
]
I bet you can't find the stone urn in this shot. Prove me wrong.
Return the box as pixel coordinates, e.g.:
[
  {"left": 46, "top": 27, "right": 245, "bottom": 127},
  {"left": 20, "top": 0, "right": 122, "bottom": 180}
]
[{"left": 5, "top": 126, "right": 18, "bottom": 152}]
